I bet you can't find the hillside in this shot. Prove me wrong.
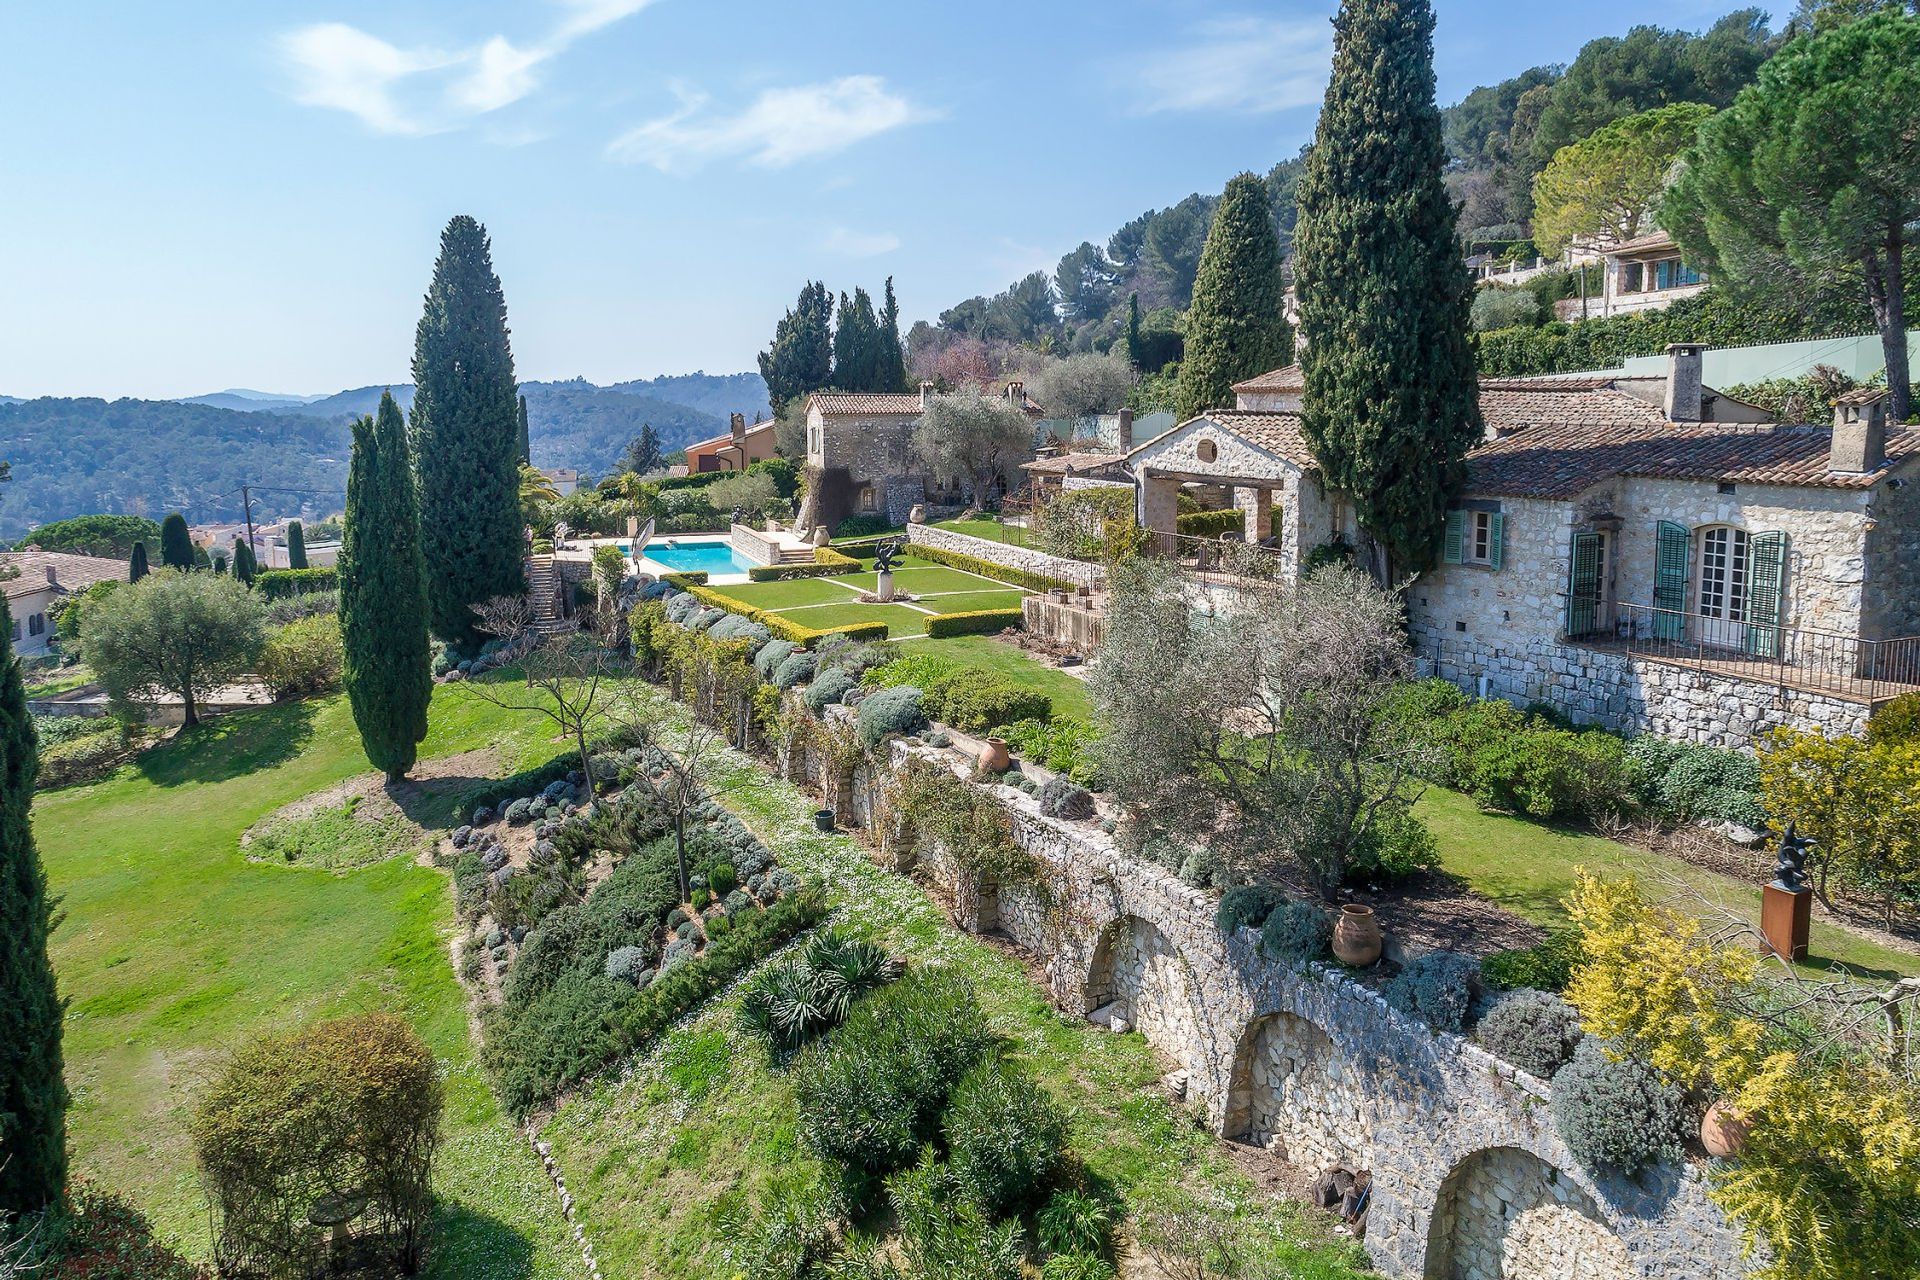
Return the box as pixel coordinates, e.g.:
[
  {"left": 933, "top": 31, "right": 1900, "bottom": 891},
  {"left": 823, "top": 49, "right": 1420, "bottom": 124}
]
[{"left": 605, "top": 369, "right": 767, "bottom": 420}]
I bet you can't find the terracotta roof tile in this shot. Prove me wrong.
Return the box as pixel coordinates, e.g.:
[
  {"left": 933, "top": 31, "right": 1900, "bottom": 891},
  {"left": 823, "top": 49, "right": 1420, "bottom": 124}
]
[
  {"left": 808, "top": 392, "right": 925, "bottom": 416},
  {"left": 0, "top": 550, "right": 128, "bottom": 599},
  {"left": 1478, "top": 385, "right": 1672, "bottom": 435},
  {"left": 1200, "top": 411, "right": 1319, "bottom": 467},
  {"left": 1022, "top": 452, "right": 1128, "bottom": 474},
  {"left": 1230, "top": 365, "right": 1303, "bottom": 394}
]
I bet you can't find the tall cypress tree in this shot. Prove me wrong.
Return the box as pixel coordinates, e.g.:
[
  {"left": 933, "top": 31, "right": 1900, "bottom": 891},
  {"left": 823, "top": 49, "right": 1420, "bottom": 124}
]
[
  {"left": 285, "top": 521, "right": 308, "bottom": 570},
  {"left": 879, "top": 277, "right": 910, "bottom": 392},
  {"left": 411, "top": 216, "right": 525, "bottom": 651},
  {"left": 159, "top": 512, "right": 194, "bottom": 570},
  {"left": 231, "top": 536, "right": 256, "bottom": 586},
  {"left": 1178, "top": 173, "right": 1293, "bottom": 419},
  {"left": 0, "top": 595, "right": 67, "bottom": 1215},
  {"left": 1124, "top": 293, "right": 1144, "bottom": 369},
  {"left": 128, "top": 541, "right": 149, "bottom": 581},
  {"left": 757, "top": 281, "right": 834, "bottom": 414},
  {"left": 1294, "top": 0, "right": 1481, "bottom": 579},
  {"left": 832, "top": 287, "right": 885, "bottom": 390},
  {"left": 342, "top": 392, "right": 432, "bottom": 783},
  {"left": 516, "top": 394, "right": 531, "bottom": 465}
]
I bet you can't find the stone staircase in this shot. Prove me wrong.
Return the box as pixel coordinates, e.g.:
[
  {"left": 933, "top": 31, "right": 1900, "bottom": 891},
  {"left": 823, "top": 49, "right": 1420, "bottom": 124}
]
[{"left": 525, "top": 556, "right": 578, "bottom": 635}]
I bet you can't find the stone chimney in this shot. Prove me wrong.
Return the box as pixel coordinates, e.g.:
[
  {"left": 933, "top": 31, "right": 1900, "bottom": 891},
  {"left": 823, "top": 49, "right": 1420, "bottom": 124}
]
[
  {"left": 1664, "top": 343, "right": 1707, "bottom": 422},
  {"left": 919, "top": 380, "right": 934, "bottom": 408},
  {"left": 1005, "top": 379, "right": 1025, "bottom": 407},
  {"left": 45, "top": 564, "right": 57, "bottom": 586},
  {"left": 729, "top": 412, "right": 746, "bottom": 445},
  {"left": 1116, "top": 407, "right": 1135, "bottom": 452},
  {"left": 1830, "top": 388, "right": 1889, "bottom": 474}
]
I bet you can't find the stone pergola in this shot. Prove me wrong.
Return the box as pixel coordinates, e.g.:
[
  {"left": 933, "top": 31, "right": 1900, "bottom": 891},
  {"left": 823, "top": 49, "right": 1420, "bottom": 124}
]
[{"left": 1124, "top": 411, "right": 1325, "bottom": 573}]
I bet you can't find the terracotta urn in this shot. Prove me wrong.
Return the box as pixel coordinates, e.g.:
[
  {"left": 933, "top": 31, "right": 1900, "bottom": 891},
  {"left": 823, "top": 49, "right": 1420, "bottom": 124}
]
[
  {"left": 1700, "top": 1101, "right": 1750, "bottom": 1158},
  {"left": 978, "top": 737, "right": 1011, "bottom": 773},
  {"left": 1331, "top": 904, "right": 1383, "bottom": 967}
]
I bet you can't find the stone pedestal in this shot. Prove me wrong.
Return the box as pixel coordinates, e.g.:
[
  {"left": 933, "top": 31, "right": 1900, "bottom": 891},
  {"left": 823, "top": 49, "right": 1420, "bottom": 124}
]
[{"left": 1760, "top": 883, "right": 1811, "bottom": 962}]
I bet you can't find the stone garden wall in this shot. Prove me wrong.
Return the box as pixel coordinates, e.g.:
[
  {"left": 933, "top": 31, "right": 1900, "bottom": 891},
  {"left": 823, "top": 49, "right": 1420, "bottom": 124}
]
[
  {"left": 787, "top": 723, "right": 1753, "bottom": 1280},
  {"left": 905, "top": 522, "right": 1108, "bottom": 591}
]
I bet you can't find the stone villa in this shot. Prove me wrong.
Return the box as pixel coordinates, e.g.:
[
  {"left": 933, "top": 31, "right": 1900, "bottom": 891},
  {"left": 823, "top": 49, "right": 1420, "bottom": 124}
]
[
  {"left": 1120, "top": 349, "right": 1920, "bottom": 746},
  {"left": 2, "top": 549, "right": 128, "bottom": 657}
]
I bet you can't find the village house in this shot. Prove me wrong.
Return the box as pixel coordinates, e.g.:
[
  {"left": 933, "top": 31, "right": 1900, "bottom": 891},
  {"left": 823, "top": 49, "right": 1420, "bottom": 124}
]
[
  {"left": 800, "top": 380, "right": 1044, "bottom": 530},
  {"left": 1563, "top": 229, "right": 1710, "bottom": 320},
  {"left": 1120, "top": 349, "right": 1920, "bottom": 747},
  {"left": 1, "top": 549, "right": 128, "bottom": 657},
  {"left": 684, "top": 413, "right": 777, "bottom": 473}
]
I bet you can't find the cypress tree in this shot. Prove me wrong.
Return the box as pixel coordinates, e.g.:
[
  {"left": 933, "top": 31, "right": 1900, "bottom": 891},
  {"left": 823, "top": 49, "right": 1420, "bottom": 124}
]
[
  {"left": 232, "top": 536, "right": 256, "bottom": 586},
  {"left": 0, "top": 595, "right": 67, "bottom": 1215},
  {"left": 1124, "top": 293, "right": 1144, "bottom": 369},
  {"left": 1178, "top": 172, "right": 1293, "bottom": 419},
  {"left": 411, "top": 216, "right": 525, "bottom": 652},
  {"left": 832, "top": 287, "right": 886, "bottom": 391},
  {"left": 516, "top": 394, "right": 531, "bottom": 465},
  {"left": 128, "top": 541, "right": 149, "bottom": 581},
  {"left": 757, "top": 281, "right": 834, "bottom": 414},
  {"left": 159, "top": 511, "right": 194, "bottom": 570},
  {"left": 879, "top": 277, "right": 910, "bottom": 392},
  {"left": 212, "top": 551, "right": 228, "bottom": 575},
  {"left": 1294, "top": 0, "right": 1482, "bottom": 580},
  {"left": 341, "top": 392, "right": 432, "bottom": 783},
  {"left": 285, "top": 520, "right": 308, "bottom": 570}
]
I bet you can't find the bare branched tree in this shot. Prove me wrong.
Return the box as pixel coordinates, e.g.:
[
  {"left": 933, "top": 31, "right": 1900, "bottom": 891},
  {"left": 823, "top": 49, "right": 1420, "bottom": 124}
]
[
  {"left": 1092, "top": 554, "right": 1434, "bottom": 900},
  {"left": 468, "top": 596, "right": 627, "bottom": 795},
  {"left": 610, "top": 678, "right": 745, "bottom": 903}
]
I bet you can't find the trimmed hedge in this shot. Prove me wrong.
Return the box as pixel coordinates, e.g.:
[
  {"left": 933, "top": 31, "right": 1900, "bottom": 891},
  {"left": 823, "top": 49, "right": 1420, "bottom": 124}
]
[
  {"left": 675, "top": 580, "right": 889, "bottom": 648},
  {"left": 662, "top": 570, "right": 710, "bottom": 588},
  {"left": 254, "top": 567, "right": 337, "bottom": 598},
  {"left": 1175, "top": 509, "right": 1243, "bottom": 538},
  {"left": 924, "top": 607, "right": 1025, "bottom": 638},
  {"left": 902, "top": 540, "right": 1078, "bottom": 594},
  {"left": 745, "top": 545, "right": 863, "bottom": 581}
]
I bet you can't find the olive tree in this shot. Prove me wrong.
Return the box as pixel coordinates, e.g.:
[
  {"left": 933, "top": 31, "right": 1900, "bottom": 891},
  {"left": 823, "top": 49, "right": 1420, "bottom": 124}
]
[
  {"left": 1091, "top": 554, "right": 1433, "bottom": 900},
  {"left": 83, "top": 568, "right": 267, "bottom": 727},
  {"left": 912, "top": 389, "right": 1034, "bottom": 510}
]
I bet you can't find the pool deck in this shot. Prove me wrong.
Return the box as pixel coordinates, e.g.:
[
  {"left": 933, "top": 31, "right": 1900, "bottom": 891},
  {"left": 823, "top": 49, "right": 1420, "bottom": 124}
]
[{"left": 561, "top": 532, "right": 755, "bottom": 584}]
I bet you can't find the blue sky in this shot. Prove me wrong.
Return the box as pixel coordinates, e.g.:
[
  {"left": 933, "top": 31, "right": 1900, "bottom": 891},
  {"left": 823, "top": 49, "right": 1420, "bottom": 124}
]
[{"left": 0, "top": 0, "right": 1742, "bottom": 400}]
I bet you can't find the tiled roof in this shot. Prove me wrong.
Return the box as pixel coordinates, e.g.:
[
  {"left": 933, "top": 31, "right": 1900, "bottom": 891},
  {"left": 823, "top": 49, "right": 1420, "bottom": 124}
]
[
  {"left": 1023, "top": 452, "right": 1128, "bottom": 474},
  {"left": 1479, "top": 384, "right": 1672, "bottom": 435},
  {"left": 808, "top": 392, "right": 925, "bottom": 416},
  {"left": 1205, "top": 411, "right": 1318, "bottom": 466},
  {"left": 1607, "top": 229, "right": 1678, "bottom": 255},
  {"left": 1466, "top": 422, "right": 1920, "bottom": 498},
  {"left": 1, "top": 550, "right": 128, "bottom": 599},
  {"left": 684, "top": 419, "right": 776, "bottom": 452},
  {"left": 1230, "top": 365, "right": 1303, "bottom": 394}
]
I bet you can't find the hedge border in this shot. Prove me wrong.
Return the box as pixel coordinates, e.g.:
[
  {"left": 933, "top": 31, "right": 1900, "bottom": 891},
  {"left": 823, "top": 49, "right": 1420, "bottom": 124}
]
[
  {"left": 255, "top": 567, "right": 337, "bottom": 599},
  {"left": 1176, "top": 509, "right": 1244, "bottom": 538},
  {"left": 923, "top": 607, "right": 1025, "bottom": 639},
  {"left": 900, "top": 540, "right": 1077, "bottom": 594},
  {"left": 745, "top": 546, "right": 863, "bottom": 582}
]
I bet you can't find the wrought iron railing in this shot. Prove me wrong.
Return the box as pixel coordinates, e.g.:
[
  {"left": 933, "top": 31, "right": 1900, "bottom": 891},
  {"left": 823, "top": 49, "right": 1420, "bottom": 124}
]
[
  {"left": 1562, "top": 597, "right": 1920, "bottom": 701},
  {"left": 1169, "top": 532, "right": 1286, "bottom": 590}
]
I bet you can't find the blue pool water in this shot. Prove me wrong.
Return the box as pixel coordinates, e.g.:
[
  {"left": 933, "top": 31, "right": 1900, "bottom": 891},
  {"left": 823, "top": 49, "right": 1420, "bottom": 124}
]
[{"left": 641, "top": 540, "right": 757, "bottom": 575}]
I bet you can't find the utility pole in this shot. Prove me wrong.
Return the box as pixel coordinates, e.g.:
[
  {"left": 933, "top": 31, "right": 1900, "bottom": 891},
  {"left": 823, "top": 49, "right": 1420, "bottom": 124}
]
[{"left": 240, "top": 484, "right": 257, "bottom": 568}]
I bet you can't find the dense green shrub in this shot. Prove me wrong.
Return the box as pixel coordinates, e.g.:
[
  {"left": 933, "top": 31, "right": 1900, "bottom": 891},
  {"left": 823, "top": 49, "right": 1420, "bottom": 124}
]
[
  {"left": 1040, "top": 1255, "right": 1116, "bottom": 1280},
  {"left": 253, "top": 567, "right": 338, "bottom": 599},
  {"left": 866, "top": 651, "right": 961, "bottom": 691},
  {"left": 1217, "top": 885, "right": 1285, "bottom": 937},
  {"left": 998, "top": 716, "right": 1102, "bottom": 785},
  {"left": 1470, "top": 285, "right": 1544, "bottom": 332},
  {"left": 803, "top": 667, "right": 857, "bottom": 710},
  {"left": 856, "top": 685, "right": 927, "bottom": 747},
  {"left": 1550, "top": 1038, "right": 1688, "bottom": 1175},
  {"left": 1383, "top": 951, "right": 1480, "bottom": 1033},
  {"left": 737, "top": 930, "right": 893, "bottom": 1053},
  {"left": 1480, "top": 930, "right": 1583, "bottom": 993},
  {"left": 1623, "top": 736, "right": 1766, "bottom": 828},
  {"left": 1345, "top": 805, "right": 1439, "bottom": 885},
  {"left": 1174, "top": 508, "right": 1244, "bottom": 538},
  {"left": 1867, "top": 692, "right": 1920, "bottom": 746},
  {"left": 259, "top": 615, "right": 344, "bottom": 698},
  {"left": 792, "top": 968, "right": 993, "bottom": 1194},
  {"left": 920, "top": 668, "right": 1050, "bottom": 733},
  {"left": 834, "top": 515, "right": 895, "bottom": 539},
  {"left": 772, "top": 651, "right": 816, "bottom": 690},
  {"left": 943, "top": 1058, "right": 1067, "bottom": 1217},
  {"left": 886, "top": 1153, "right": 1025, "bottom": 1280},
  {"left": 923, "top": 607, "right": 1026, "bottom": 639},
  {"left": 1260, "top": 901, "right": 1331, "bottom": 965},
  {"left": 1038, "top": 777, "right": 1094, "bottom": 821},
  {"left": 1036, "top": 1187, "right": 1116, "bottom": 1261},
  {"left": 754, "top": 639, "right": 800, "bottom": 680},
  {"left": 1477, "top": 989, "right": 1585, "bottom": 1078}
]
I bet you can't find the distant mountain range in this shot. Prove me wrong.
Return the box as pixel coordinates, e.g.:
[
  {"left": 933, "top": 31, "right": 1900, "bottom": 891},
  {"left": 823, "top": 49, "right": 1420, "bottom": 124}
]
[{"left": 0, "top": 370, "right": 767, "bottom": 542}]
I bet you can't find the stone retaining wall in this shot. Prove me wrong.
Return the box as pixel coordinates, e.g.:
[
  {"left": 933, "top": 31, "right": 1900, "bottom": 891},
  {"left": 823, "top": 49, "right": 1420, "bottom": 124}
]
[
  {"left": 784, "top": 720, "right": 1752, "bottom": 1280},
  {"left": 905, "top": 522, "right": 1107, "bottom": 590}
]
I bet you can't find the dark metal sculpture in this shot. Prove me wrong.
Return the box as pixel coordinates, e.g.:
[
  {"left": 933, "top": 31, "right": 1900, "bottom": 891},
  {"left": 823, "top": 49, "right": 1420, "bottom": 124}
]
[
  {"left": 1772, "top": 821, "right": 1814, "bottom": 894},
  {"left": 874, "top": 539, "right": 903, "bottom": 573}
]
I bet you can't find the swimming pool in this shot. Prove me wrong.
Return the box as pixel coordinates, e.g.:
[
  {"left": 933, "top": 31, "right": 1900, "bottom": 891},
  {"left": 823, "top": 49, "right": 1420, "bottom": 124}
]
[{"left": 640, "top": 540, "right": 758, "bottom": 576}]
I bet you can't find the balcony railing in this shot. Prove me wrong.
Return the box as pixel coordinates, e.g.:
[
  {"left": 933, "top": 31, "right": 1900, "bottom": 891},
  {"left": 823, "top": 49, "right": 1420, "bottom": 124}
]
[
  {"left": 1563, "top": 598, "right": 1920, "bottom": 703},
  {"left": 1168, "top": 532, "right": 1286, "bottom": 591}
]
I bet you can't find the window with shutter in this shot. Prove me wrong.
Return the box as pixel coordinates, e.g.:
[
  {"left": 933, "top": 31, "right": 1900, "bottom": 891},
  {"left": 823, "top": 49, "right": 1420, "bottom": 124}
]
[
  {"left": 1745, "top": 531, "right": 1787, "bottom": 659},
  {"left": 1566, "top": 531, "right": 1601, "bottom": 637},
  {"left": 1442, "top": 509, "right": 1465, "bottom": 564},
  {"left": 1487, "top": 512, "right": 1506, "bottom": 571},
  {"left": 1653, "top": 520, "right": 1690, "bottom": 641}
]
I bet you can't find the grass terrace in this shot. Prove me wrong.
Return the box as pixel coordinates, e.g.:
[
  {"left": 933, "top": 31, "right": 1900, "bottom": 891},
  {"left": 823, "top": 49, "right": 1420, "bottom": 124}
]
[
  {"left": 931, "top": 515, "right": 1031, "bottom": 546},
  {"left": 699, "top": 553, "right": 1039, "bottom": 639}
]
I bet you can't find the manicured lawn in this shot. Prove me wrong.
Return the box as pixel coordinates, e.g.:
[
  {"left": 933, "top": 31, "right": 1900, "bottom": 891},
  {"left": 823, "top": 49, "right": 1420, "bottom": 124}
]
[
  {"left": 840, "top": 564, "right": 1014, "bottom": 595},
  {"left": 933, "top": 516, "right": 1030, "bottom": 546},
  {"left": 33, "top": 691, "right": 588, "bottom": 1276},
  {"left": 773, "top": 601, "right": 934, "bottom": 638},
  {"left": 916, "top": 589, "right": 1029, "bottom": 614},
  {"left": 703, "top": 577, "right": 858, "bottom": 611},
  {"left": 1417, "top": 787, "right": 1919, "bottom": 981},
  {"left": 25, "top": 666, "right": 92, "bottom": 698},
  {"left": 907, "top": 633, "right": 1096, "bottom": 720}
]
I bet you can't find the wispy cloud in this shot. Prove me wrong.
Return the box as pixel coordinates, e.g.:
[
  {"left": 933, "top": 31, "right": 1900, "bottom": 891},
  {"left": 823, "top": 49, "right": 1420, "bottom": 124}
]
[
  {"left": 1132, "top": 15, "right": 1330, "bottom": 115},
  {"left": 607, "top": 76, "right": 933, "bottom": 171},
  {"left": 821, "top": 226, "right": 901, "bottom": 258},
  {"left": 280, "top": 0, "right": 657, "bottom": 136}
]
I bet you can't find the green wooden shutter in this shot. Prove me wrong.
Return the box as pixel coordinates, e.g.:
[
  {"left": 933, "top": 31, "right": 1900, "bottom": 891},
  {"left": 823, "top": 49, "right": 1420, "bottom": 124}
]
[
  {"left": 1488, "top": 512, "right": 1506, "bottom": 570},
  {"left": 1442, "top": 509, "right": 1465, "bottom": 565},
  {"left": 1745, "top": 531, "right": 1787, "bottom": 659},
  {"left": 1566, "top": 531, "right": 1601, "bottom": 637},
  {"left": 1653, "top": 520, "right": 1690, "bottom": 641}
]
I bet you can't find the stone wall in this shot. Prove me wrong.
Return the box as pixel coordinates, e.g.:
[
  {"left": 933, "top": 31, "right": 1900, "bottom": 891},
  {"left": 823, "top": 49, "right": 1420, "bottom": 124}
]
[
  {"left": 905, "top": 522, "right": 1108, "bottom": 590},
  {"left": 796, "top": 728, "right": 1753, "bottom": 1280},
  {"left": 1862, "top": 460, "right": 1920, "bottom": 642}
]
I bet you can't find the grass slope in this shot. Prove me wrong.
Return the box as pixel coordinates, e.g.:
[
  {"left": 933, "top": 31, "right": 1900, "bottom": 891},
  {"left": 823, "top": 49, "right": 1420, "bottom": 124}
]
[
  {"left": 906, "top": 634, "right": 1097, "bottom": 721},
  {"left": 541, "top": 723, "right": 1374, "bottom": 1280},
  {"left": 33, "top": 691, "right": 586, "bottom": 1277}
]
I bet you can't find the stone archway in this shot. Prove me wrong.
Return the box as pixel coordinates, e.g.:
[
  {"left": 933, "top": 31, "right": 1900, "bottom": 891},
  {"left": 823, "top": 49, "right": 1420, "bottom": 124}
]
[
  {"left": 1223, "top": 1011, "right": 1356, "bottom": 1171},
  {"left": 1423, "top": 1146, "right": 1633, "bottom": 1280},
  {"left": 1084, "top": 915, "right": 1208, "bottom": 1084}
]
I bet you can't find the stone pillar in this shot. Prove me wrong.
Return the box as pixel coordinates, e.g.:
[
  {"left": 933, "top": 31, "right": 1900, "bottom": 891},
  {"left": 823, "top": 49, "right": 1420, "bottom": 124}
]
[
  {"left": 1139, "top": 470, "right": 1180, "bottom": 554},
  {"left": 1234, "top": 486, "right": 1272, "bottom": 544}
]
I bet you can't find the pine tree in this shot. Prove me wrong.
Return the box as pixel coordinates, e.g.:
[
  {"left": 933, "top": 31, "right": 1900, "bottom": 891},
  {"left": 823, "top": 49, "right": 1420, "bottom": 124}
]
[
  {"left": 1178, "top": 172, "right": 1294, "bottom": 418},
  {"left": 128, "top": 541, "right": 149, "bottom": 581},
  {"left": 0, "top": 595, "right": 67, "bottom": 1215},
  {"left": 286, "top": 520, "right": 308, "bottom": 570},
  {"left": 231, "top": 536, "right": 256, "bottom": 586},
  {"left": 159, "top": 511, "right": 194, "bottom": 570},
  {"left": 411, "top": 217, "right": 525, "bottom": 651},
  {"left": 516, "top": 394, "right": 531, "bottom": 465},
  {"left": 1294, "top": 0, "right": 1482, "bottom": 579},
  {"left": 879, "top": 277, "right": 910, "bottom": 392},
  {"left": 757, "top": 281, "right": 834, "bottom": 414},
  {"left": 623, "top": 423, "right": 663, "bottom": 475},
  {"left": 341, "top": 392, "right": 432, "bottom": 783}
]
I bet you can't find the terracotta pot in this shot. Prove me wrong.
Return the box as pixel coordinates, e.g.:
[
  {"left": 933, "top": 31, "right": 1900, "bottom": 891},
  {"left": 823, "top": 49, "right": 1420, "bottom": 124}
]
[
  {"left": 1331, "top": 904, "right": 1382, "bottom": 967},
  {"left": 1700, "top": 1101, "right": 1750, "bottom": 1158},
  {"left": 978, "top": 737, "right": 1011, "bottom": 773}
]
